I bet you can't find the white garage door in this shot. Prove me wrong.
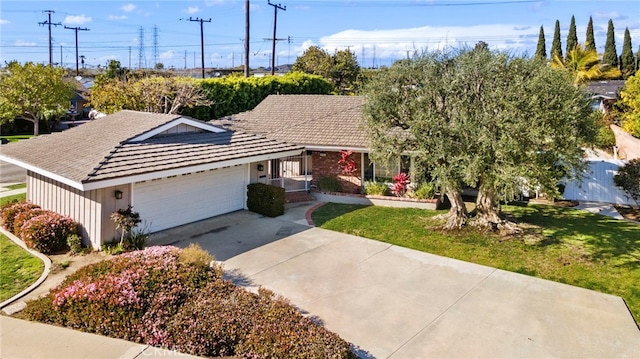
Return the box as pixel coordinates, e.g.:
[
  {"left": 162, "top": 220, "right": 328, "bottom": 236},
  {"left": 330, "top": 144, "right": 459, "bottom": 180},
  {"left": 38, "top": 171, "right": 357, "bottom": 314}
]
[{"left": 132, "top": 165, "right": 246, "bottom": 232}]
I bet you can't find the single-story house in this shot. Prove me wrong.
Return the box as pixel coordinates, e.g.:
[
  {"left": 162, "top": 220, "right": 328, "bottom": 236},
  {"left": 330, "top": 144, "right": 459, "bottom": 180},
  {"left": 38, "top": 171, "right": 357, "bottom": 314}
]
[
  {"left": 0, "top": 110, "right": 303, "bottom": 248},
  {"left": 213, "top": 94, "right": 413, "bottom": 193},
  {"left": 584, "top": 80, "right": 626, "bottom": 114}
]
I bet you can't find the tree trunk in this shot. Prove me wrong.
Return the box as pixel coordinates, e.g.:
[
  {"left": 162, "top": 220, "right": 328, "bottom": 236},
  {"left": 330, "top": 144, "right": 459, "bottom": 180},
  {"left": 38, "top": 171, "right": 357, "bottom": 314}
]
[
  {"left": 472, "top": 188, "right": 520, "bottom": 233},
  {"left": 434, "top": 189, "right": 468, "bottom": 230},
  {"left": 32, "top": 118, "right": 39, "bottom": 136}
]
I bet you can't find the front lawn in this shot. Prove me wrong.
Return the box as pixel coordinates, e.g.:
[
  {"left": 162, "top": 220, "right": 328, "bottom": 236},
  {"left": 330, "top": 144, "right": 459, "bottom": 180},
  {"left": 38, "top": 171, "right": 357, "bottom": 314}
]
[
  {"left": 4, "top": 183, "right": 26, "bottom": 190},
  {"left": 312, "top": 203, "right": 640, "bottom": 325},
  {"left": 0, "top": 193, "right": 26, "bottom": 207},
  {"left": 0, "top": 135, "right": 32, "bottom": 143},
  {"left": 0, "top": 234, "right": 44, "bottom": 302}
]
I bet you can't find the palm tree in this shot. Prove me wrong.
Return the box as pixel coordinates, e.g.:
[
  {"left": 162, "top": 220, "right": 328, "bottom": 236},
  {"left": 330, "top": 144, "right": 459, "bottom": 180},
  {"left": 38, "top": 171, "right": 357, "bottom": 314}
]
[{"left": 551, "top": 44, "right": 621, "bottom": 85}]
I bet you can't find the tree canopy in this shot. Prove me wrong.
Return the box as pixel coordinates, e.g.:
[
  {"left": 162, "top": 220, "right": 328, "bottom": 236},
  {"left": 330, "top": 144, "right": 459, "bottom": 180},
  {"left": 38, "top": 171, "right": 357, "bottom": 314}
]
[
  {"left": 621, "top": 27, "right": 635, "bottom": 78},
  {"left": 551, "top": 20, "right": 563, "bottom": 60},
  {"left": 362, "top": 48, "right": 597, "bottom": 232},
  {"left": 293, "top": 46, "right": 361, "bottom": 94},
  {"left": 585, "top": 16, "right": 596, "bottom": 52},
  {"left": 0, "top": 61, "right": 75, "bottom": 135},
  {"left": 603, "top": 19, "right": 619, "bottom": 68},
  {"left": 535, "top": 26, "right": 547, "bottom": 60},
  {"left": 566, "top": 15, "right": 578, "bottom": 60},
  {"left": 551, "top": 43, "right": 621, "bottom": 85},
  {"left": 617, "top": 71, "right": 640, "bottom": 137}
]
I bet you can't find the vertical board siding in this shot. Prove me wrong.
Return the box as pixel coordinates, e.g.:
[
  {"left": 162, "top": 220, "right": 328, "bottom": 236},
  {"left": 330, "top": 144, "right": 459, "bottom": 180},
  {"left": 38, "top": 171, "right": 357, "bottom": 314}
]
[
  {"left": 563, "top": 160, "right": 635, "bottom": 205},
  {"left": 26, "top": 171, "right": 103, "bottom": 249}
]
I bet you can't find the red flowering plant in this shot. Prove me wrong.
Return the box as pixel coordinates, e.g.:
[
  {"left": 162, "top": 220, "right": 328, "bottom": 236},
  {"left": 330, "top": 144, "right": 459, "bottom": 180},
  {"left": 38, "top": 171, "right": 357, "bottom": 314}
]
[
  {"left": 392, "top": 172, "right": 410, "bottom": 197},
  {"left": 337, "top": 150, "right": 357, "bottom": 176}
]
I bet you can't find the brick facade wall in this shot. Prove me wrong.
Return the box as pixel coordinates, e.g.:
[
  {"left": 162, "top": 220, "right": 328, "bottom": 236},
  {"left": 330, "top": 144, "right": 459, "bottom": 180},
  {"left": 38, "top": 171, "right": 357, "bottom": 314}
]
[{"left": 311, "top": 151, "right": 363, "bottom": 193}]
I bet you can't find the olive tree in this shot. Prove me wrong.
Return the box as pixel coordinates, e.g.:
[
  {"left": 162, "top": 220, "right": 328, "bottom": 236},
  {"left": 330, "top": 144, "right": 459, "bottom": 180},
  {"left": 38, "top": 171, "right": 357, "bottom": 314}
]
[
  {"left": 363, "top": 48, "right": 597, "bottom": 232},
  {"left": 0, "top": 61, "right": 75, "bottom": 135}
]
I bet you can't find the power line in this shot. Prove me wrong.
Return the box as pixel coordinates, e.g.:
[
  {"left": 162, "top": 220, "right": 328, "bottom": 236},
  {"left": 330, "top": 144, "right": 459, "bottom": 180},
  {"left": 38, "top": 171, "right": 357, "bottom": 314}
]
[
  {"left": 38, "top": 10, "right": 61, "bottom": 66},
  {"left": 268, "top": 1, "right": 286, "bottom": 75},
  {"left": 138, "top": 27, "right": 145, "bottom": 69},
  {"left": 64, "top": 25, "right": 89, "bottom": 76}
]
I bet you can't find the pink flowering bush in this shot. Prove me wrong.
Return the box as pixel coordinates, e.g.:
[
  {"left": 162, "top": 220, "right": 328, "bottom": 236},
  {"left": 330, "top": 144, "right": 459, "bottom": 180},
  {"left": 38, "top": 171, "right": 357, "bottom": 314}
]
[
  {"left": 19, "top": 211, "right": 77, "bottom": 254},
  {"left": 20, "top": 245, "right": 355, "bottom": 358},
  {"left": 0, "top": 201, "right": 41, "bottom": 234}
]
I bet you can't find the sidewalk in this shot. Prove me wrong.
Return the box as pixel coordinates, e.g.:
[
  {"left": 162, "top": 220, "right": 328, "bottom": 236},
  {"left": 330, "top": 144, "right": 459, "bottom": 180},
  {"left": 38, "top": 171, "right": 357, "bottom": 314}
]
[{"left": 0, "top": 316, "right": 201, "bottom": 359}]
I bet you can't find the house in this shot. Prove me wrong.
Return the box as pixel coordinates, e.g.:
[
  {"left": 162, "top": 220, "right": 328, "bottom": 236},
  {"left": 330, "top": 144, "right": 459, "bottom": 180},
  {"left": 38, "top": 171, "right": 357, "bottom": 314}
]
[
  {"left": 0, "top": 110, "right": 303, "bottom": 248},
  {"left": 213, "top": 94, "right": 411, "bottom": 193},
  {"left": 584, "top": 80, "right": 626, "bottom": 114}
]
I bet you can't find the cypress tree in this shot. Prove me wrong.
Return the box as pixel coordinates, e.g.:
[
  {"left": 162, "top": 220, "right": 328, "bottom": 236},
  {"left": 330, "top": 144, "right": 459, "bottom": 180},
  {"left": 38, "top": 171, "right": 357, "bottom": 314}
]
[
  {"left": 535, "top": 25, "right": 547, "bottom": 59},
  {"left": 585, "top": 16, "right": 596, "bottom": 52},
  {"left": 603, "top": 19, "right": 618, "bottom": 67},
  {"left": 620, "top": 27, "right": 635, "bottom": 77},
  {"left": 566, "top": 15, "right": 578, "bottom": 58},
  {"left": 551, "top": 20, "right": 563, "bottom": 60}
]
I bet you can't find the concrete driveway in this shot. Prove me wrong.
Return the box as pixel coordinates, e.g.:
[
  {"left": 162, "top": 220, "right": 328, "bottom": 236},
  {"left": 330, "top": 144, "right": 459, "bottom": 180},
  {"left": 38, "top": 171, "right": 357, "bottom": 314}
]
[{"left": 150, "top": 204, "right": 640, "bottom": 358}]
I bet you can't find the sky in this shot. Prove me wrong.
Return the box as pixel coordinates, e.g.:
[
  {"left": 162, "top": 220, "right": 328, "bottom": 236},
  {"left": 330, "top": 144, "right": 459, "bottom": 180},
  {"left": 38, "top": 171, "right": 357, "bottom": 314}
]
[{"left": 1, "top": 0, "right": 639, "bottom": 70}]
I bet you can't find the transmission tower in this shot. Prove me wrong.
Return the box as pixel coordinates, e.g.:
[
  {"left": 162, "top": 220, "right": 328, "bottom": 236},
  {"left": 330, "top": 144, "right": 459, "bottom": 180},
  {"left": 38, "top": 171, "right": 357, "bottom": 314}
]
[
  {"left": 138, "top": 27, "right": 146, "bottom": 69},
  {"left": 153, "top": 25, "right": 159, "bottom": 68}
]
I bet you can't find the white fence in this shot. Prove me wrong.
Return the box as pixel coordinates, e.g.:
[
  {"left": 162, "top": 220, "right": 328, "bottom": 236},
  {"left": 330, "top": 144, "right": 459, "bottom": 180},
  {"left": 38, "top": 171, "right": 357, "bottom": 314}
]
[{"left": 563, "top": 159, "right": 635, "bottom": 205}]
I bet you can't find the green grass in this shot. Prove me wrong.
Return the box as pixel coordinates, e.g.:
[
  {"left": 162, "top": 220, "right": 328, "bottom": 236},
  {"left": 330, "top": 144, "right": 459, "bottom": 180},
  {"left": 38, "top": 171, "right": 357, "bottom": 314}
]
[
  {"left": 312, "top": 203, "right": 640, "bottom": 324},
  {"left": 0, "top": 135, "right": 32, "bottom": 143},
  {"left": 4, "top": 183, "right": 26, "bottom": 190},
  {"left": 0, "top": 234, "right": 44, "bottom": 302},
  {"left": 0, "top": 193, "right": 26, "bottom": 207}
]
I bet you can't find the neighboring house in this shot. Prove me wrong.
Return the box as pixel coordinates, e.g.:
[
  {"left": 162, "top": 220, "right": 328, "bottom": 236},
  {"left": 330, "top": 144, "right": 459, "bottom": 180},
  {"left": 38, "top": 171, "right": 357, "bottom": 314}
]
[
  {"left": 213, "top": 94, "right": 411, "bottom": 194},
  {"left": 584, "top": 80, "right": 626, "bottom": 114},
  {"left": 0, "top": 110, "right": 303, "bottom": 248}
]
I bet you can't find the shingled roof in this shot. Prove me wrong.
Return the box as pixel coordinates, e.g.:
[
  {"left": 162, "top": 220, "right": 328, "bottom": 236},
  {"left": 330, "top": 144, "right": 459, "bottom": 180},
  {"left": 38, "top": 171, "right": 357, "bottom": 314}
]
[
  {"left": 213, "top": 95, "right": 369, "bottom": 149},
  {"left": 0, "top": 110, "right": 302, "bottom": 189}
]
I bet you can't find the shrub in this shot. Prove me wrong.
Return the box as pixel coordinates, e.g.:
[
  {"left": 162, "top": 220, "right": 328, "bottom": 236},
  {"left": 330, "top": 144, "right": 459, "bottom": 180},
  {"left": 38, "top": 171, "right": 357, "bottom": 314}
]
[
  {"left": 392, "top": 172, "right": 410, "bottom": 197},
  {"left": 13, "top": 208, "right": 45, "bottom": 234},
  {"left": 179, "top": 243, "right": 221, "bottom": 274},
  {"left": 66, "top": 234, "right": 84, "bottom": 255},
  {"left": 318, "top": 176, "right": 342, "bottom": 192},
  {"left": 19, "top": 211, "right": 77, "bottom": 254},
  {"left": 413, "top": 182, "right": 436, "bottom": 199},
  {"left": 0, "top": 201, "right": 40, "bottom": 234},
  {"left": 110, "top": 205, "right": 141, "bottom": 244},
  {"left": 125, "top": 225, "right": 149, "bottom": 250},
  {"left": 614, "top": 159, "right": 640, "bottom": 205},
  {"left": 19, "top": 245, "right": 355, "bottom": 358},
  {"left": 364, "top": 181, "right": 388, "bottom": 196},
  {"left": 246, "top": 183, "right": 285, "bottom": 217},
  {"left": 101, "top": 240, "right": 126, "bottom": 255}
]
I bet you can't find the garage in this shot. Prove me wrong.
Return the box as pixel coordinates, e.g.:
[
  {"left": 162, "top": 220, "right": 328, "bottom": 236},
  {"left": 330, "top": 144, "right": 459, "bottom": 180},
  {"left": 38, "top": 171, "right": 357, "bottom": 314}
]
[{"left": 132, "top": 165, "right": 247, "bottom": 232}]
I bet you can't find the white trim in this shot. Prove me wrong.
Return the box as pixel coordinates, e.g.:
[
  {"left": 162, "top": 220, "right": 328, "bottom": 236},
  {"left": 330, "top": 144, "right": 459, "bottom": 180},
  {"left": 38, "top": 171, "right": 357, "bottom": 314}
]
[
  {"left": 305, "top": 145, "right": 369, "bottom": 152},
  {"left": 83, "top": 149, "right": 303, "bottom": 190},
  {"left": 129, "top": 117, "right": 226, "bottom": 142},
  {"left": 0, "top": 155, "right": 84, "bottom": 190}
]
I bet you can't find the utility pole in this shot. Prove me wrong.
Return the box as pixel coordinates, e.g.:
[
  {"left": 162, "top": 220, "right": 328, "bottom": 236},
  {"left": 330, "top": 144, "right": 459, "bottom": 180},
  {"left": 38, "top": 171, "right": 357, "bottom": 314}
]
[
  {"left": 267, "top": 1, "right": 286, "bottom": 75},
  {"left": 64, "top": 26, "right": 89, "bottom": 76},
  {"left": 39, "top": 10, "right": 61, "bottom": 66},
  {"left": 244, "top": 0, "right": 250, "bottom": 77},
  {"left": 184, "top": 17, "right": 211, "bottom": 79}
]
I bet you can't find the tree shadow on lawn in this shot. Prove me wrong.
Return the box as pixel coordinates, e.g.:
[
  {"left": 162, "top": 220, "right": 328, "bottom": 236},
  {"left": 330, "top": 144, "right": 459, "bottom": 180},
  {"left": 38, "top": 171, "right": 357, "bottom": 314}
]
[{"left": 506, "top": 204, "right": 640, "bottom": 268}]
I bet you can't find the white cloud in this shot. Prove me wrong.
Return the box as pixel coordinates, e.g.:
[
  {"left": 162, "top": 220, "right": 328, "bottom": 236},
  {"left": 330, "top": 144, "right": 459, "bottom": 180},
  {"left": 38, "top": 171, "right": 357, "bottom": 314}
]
[
  {"left": 304, "top": 24, "right": 541, "bottom": 65},
  {"left": 15, "top": 40, "right": 36, "bottom": 46},
  {"left": 108, "top": 15, "right": 128, "bottom": 21},
  {"left": 183, "top": 6, "right": 200, "bottom": 14},
  {"left": 121, "top": 4, "right": 136, "bottom": 13},
  {"left": 63, "top": 15, "right": 92, "bottom": 25},
  {"left": 593, "top": 11, "right": 624, "bottom": 20},
  {"left": 159, "top": 50, "right": 176, "bottom": 60},
  {"left": 0, "top": 19, "right": 10, "bottom": 25}
]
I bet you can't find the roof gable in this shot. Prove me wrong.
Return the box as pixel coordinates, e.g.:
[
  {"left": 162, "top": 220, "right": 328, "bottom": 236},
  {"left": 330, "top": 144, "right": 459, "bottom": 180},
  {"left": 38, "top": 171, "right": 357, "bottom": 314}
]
[{"left": 130, "top": 117, "right": 226, "bottom": 142}]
